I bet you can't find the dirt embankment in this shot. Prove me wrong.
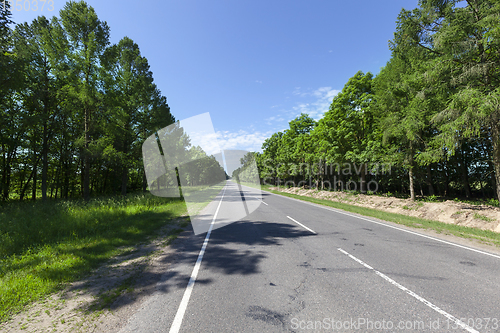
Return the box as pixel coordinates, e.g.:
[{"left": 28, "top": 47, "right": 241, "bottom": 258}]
[{"left": 271, "top": 187, "right": 500, "bottom": 233}]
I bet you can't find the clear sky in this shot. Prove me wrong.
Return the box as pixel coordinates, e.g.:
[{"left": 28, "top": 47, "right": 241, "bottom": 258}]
[{"left": 10, "top": 0, "right": 419, "bottom": 152}]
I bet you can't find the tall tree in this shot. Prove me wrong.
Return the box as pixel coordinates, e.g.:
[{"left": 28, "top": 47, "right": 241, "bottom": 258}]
[
  {"left": 276, "top": 114, "right": 316, "bottom": 185},
  {"left": 12, "top": 17, "right": 65, "bottom": 200},
  {"left": 319, "top": 71, "right": 375, "bottom": 192},
  {"left": 0, "top": 1, "right": 20, "bottom": 200},
  {"left": 424, "top": 0, "right": 500, "bottom": 199},
  {"left": 102, "top": 36, "right": 159, "bottom": 195},
  {"left": 374, "top": 5, "right": 446, "bottom": 200},
  {"left": 59, "top": 0, "right": 110, "bottom": 200},
  {"left": 260, "top": 132, "right": 284, "bottom": 185}
]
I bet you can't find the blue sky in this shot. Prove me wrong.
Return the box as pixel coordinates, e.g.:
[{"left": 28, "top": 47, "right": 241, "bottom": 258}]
[{"left": 10, "top": 0, "right": 419, "bottom": 152}]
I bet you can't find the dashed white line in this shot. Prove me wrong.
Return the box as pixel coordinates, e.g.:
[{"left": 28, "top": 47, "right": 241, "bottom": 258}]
[
  {"left": 338, "top": 248, "right": 480, "bottom": 333},
  {"left": 169, "top": 185, "right": 227, "bottom": 333},
  {"left": 261, "top": 200, "right": 268, "bottom": 206},
  {"left": 286, "top": 216, "right": 317, "bottom": 234}
]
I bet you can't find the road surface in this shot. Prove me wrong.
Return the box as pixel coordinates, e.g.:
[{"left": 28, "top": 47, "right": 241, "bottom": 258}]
[{"left": 118, "top": 181, "right": 500, "bottom": 332}]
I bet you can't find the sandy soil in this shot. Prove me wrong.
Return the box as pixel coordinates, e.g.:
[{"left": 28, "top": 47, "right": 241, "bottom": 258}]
[{"left": 271, "top": 187, "right": 500, "bottom": 233}]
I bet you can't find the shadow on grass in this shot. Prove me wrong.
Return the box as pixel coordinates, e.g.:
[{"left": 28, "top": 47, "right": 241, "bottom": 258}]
[
  {"left": 0, "top": 194, "right": 185, "bottom": 257},
  {"left": 0, "top": 194, "right": 187, "bottom": 322}
]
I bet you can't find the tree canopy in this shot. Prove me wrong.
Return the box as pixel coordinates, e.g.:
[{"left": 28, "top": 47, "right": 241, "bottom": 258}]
[
  {"left": 257, "top": 0, "right": 500, "bottom": 202},
  {"left": 0, "top": 1, "right": 176, "bottom": 200}
]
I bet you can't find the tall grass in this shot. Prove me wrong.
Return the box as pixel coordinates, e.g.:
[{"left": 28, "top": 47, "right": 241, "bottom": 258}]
[{"left": 0, "top": 193, "right": 187, "bottom": 323}]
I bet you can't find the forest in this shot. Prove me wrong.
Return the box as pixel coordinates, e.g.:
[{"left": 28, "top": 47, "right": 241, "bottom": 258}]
[
  {"left": 0, "top": 1, "right": 180, "bottom": 201},
  {"left": 239, "top": 0, "right": 500, "bottom": 202},
  {"left": 2, "top": 0, "right": 500, "bottom": 203}
]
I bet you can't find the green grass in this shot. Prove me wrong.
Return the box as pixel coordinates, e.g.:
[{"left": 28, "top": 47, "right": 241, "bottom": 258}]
[
  {"left": 0, "top": 193, "right": 188, "bottom": 323},
  {"left": 474, "top": 213, "right": 495, "bottom": 222},
  {"left": 182, "top": 181, "right": 226, "bottom": 216},
  {"left": 453, "top": 197, "right": 500, "bottom": 207},
  {"left": 261, "top": 187, "right": 500, "bottom": 247}
]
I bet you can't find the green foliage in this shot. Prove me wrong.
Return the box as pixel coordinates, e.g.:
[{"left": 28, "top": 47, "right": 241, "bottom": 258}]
[
  {"left": 0, "top": 1, "right": 174, "bottom": 201},
  {"left": 473, "top": 213, "right": 495, "bottom": 222},
  {"left": 232, "top": 152, "right": 260, "bottom": 183},
  {"left": 320, "top": 71, "right": 375, "bottom": 165},
  {"left": 257, "top": 0, "right": 500, "bottom": 202},
  {"left": 425, "top": 195, "right": 439, "bottom": 202}
]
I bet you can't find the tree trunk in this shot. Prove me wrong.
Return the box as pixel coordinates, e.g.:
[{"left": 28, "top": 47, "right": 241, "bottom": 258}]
[
  {"left": 443, "top": 160, "right": 449, "bottom": 197},
  {"left": 83, "top": 71, "right": 91, "bottom": 200},
  {"left": 41, "top": 121, "right": 48, "bottom": 201},
  {"left": 121, "top": 139, "right": 128, "bottom": 195},
  {"left": 2, "top": 148, "right": 15, "bottom": 200},
  {"left": 175, "top": 167, "right": 183, "bottom": 199},
  {"left": 360, "top": 163, "right": 367, "bottom": 193},
  {"left": 41, "top": 68, "right": 50, "bottom": 201},
  {"left": 492, "top": 121, "right": 500, "bottom": 201},
  {"left": 409, "top": 145, "right": 415, "bottom": 201},
  {"left": 121, "top": 166, "right": 128, "bottom": 196},
  {"left": 142, "top": 171, "right": 147, "bottom": 192},
  {"left": 426, "top": 164, "right": 435, "bottom": 196},
  {"left": 32, "top": 164, "right": 37, "bottom": 201},
  {"left": 409, "top": 167, "right": 415, "bottom": 200},
  {"left": 459, "top": 146, "right": 472, "bottom": 198},
  {"left": 63, "top": 158, "right": 70, "bottom": 199},
  {"left": 20, "top": 155, "right": 41, "bottom": 201}
]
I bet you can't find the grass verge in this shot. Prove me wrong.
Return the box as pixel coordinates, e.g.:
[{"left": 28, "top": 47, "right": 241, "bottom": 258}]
[
  {"left": 0, "top": 193, "right": 188, "bottom": 323},
  {"left": 257, "top": 185, "right": 500, "bottom": 248},
  {"left": 181, "top": 181, "right": 226, "bottom": 216}
]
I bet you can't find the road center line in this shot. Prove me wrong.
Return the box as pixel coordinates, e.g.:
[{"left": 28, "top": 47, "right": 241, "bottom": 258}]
[
  {"left": 260, "top": 200, "right": 268, "bottom": 206},
  {"left": 338, "top": 248, "right": 479, "bottom": 333},
  {"left": 287, "top": 216, "right": 317, "bottom": 234},
  {"left": 169, "top": 185, "right": 227, "bottom": 333},
  {"left": 265, "top": 190, "right": 500, "bottom": 260}
]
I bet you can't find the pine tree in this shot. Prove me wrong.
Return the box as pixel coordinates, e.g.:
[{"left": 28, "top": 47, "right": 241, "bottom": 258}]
[{"left": 59, "top": 1, "right": 110, "bottom": 200}]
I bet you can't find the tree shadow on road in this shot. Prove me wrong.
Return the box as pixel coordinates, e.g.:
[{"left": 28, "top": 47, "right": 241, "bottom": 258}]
[{"left": 63, "top": 209, "right": 315, "bottom": 315}]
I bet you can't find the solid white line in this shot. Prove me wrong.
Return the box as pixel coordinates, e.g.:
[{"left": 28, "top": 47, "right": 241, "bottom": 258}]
[
  {"left": 338, "top": 248, "right": 480, "bottom": 333},
  {"left": 169, "top": 185, "right": 227, "bottom": 333},
  {"left": 265, "top": 190, "right": 500, "bottom": 260},
  {"left": 261, "top": 200, "right": 269, "bottom": 206},
  {"left": 286, "top": 216, "right": 317, "bottom": 234}
]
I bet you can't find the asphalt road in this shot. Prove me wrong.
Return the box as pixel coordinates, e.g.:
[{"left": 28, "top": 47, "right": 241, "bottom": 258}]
[{"left": 119, "top": 181, "right": 500, "bottom": 332}]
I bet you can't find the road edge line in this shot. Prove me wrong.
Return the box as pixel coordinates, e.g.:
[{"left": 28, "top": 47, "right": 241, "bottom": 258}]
[
  {"left": 169, "top": 184, "right": 228, "bottom": 333},
  {"left": 260, "top": 188, "right": 500, "bottom": 260}
]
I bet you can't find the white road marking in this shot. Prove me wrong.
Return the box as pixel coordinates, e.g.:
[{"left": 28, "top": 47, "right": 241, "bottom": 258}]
[
  {"left": 338, "top": 248, "right": 480, "bottom": 333},
  {"left": 169, "top": 185, "right": 227, "bottom": 333},
  {"left": 287, "top": 216, "right": 317, "bottom": 234},
  {"left": 265, "top": 190, "right": 500, "bottom": 260},
  {"left": 261, "top": 200, "right": 269, "bottom": 206}
]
